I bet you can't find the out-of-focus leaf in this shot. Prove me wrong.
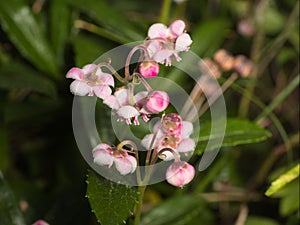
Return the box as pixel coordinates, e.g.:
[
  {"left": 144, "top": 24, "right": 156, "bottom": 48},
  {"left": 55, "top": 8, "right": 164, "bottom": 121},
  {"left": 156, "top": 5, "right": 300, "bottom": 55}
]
[
  {"left": 0, "top": 63, "right": 57, "bottom": 99},
  {"left": 0, "top": 0, "right": 59, "bottom": 78},
  {"left": 140, "top": 195, "right": 212, "bottom": 225},
  {"left": 245, "top": 216, "right": 280, "bottom": 225},
  {"left": 261, "top": 5, "right": 285, "bottom": 34},
  {"left": 50, "top": 0, "right": 72, "bottom": 66},
  {"left": 279, "top": 180, "right": 299, "bottom": 216},
  {"left": 86, "top": 170, "right": 137, "bottom": 225},
  {"left": 0, "top": 171, "right": 26, "bottom": 225},
  {"left": 67, "top": 0, "right": 143, "bottom": 42},
  {"left": 195, "top": 118, "right": 271, "bottom": 154},
  {"left": 265, "top": 164, "right": 299, "bottom": 196}
]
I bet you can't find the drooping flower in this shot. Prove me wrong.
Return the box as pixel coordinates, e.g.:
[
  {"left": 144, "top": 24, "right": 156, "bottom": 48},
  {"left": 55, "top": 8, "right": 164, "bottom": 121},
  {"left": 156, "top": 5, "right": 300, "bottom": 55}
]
[
  {"left": 92, "top": 143, "right": 137, "bottom": 175},
  {"left": 166, "top": 161, "right": 195, "bottom": 187},
  {"left": 104, "top": 88, "right": 169, "bottom": 125},
  {"left": 66, "top": 64, "right": 114, "bottom": 99},
  {"left": 141, "top": 113, "right": 195, "bottom": 160},
  {"left": 145, "top": 20, "right": 192, "bottom": 66}
]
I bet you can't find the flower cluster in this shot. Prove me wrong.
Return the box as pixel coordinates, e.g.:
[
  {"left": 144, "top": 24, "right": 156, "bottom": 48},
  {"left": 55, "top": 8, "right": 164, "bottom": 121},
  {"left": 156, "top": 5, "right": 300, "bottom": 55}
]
[{"left": 66, "top": 20, "right": 196, "bottom": 187}]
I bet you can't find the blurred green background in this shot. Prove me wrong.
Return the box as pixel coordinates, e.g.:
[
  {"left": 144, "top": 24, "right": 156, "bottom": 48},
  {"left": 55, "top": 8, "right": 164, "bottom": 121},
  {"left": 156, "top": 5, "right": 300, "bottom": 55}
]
[{"left": 0, "top": 0, "right": 299, "bottom": 224}]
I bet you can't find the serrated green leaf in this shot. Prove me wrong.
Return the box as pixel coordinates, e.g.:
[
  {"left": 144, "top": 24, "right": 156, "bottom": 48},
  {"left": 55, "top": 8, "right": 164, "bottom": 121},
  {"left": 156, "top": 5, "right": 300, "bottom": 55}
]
[
  {"left": 245, "top": 216, "right": 280, "bottom": 225},
  {"left": 265, "top": 164, "right": 299, "bottom": 197},
  {"left": 0, "top": 0, "right": 59, "bottom": 78},
  {"left": 67, "top": 0, "right": 143, "bottom": 43},
  {"left": 140, "top": 195, "right": 210, "bottom": 225},
  {"left": 195, "top": 118, "right": 271, "bottom": 154},
  {"left": 0, "top": 63, "right": 57, "bottom": 99},
  {"left": 0, "top": 171, "right": 26, "bottom": 225},
  {"left": 86, "top": 170, "right": 138, "bottom": 225}
]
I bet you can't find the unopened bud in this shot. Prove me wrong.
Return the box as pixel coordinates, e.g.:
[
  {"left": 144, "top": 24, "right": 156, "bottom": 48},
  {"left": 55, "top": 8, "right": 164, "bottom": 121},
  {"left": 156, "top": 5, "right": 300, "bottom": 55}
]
[
  {"left": 139, "top": 60, "right": 159, "bottom": 78},
  {"left": 238, "top": 19, "right": 255, "bottom": 37},
  {"left": 166, "top": 161, "right": 195, "bottom": 187},
  {"left": 145, "top": 91, "right": 169, "bottom": 113},
  {"left": 214, "top": 49, "right": 235, "bottom": 71}
]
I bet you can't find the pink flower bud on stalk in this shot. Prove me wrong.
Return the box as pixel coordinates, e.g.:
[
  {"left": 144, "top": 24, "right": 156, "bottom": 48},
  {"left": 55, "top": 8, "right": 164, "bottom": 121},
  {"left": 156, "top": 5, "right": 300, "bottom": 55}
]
[
  {"left": 139, "top": 60, "right": 160, "bottom": 78},
  {"left": 145, "top": 91, "right": 169, "bottom": 113},
  {"left": 166, "top": 161, "right": 195, "bottom": 187},
  {"left": 32, "top": 220, "right": 49, "bottom": 225}
]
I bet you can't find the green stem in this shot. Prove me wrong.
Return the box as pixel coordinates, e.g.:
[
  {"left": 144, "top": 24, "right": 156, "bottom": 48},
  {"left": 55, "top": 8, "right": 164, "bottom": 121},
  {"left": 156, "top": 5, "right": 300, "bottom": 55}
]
[
  {"left": 134, "top": 185, "right": 147, "bottom": 225},
  {"left": 159, "top": 0, "right": 172, "bottom": 24}
]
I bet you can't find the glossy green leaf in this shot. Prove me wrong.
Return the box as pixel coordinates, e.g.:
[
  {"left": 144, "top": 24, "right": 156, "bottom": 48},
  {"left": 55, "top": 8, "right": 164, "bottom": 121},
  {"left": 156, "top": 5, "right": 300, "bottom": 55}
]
[
  {"left": 279, "top": 180, "right": 299, "bottom": 216},
  {"left": 50, "top": 0, "right": 72, "bottom": 66},
  {"left": 245, "top": 216, "right": 280, "bottom": 225},
  {"left": 0, "top": 171, "right": 26, "bottom": 225},
  {"left": 265, "top": 164, "right": 299, "bottom": 196},
  {"left": 195, "top": 118, "right": 271, "bottom": 154},
  {"left": 67, "top": 0, "right": 143, "bottom": 42},
  {"left": 0, "top": 63, "right": 57, "bottom": 99},
  {"left": 140, "top": 195, "right": 211, "bottom": 225},
  {"left": 86, "top": 170, "right": 138, "bottom": 225},
  {"left": 0, "top": 0, "right": 59, "bottom": 78}
]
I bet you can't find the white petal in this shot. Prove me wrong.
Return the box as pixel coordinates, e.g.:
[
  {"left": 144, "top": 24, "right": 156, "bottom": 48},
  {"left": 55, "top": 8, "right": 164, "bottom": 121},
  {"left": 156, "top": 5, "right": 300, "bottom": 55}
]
[
  {"left": 93, "top": 149, "right": 114, "bottom": 167},
  {"left": 141, "top": 134, "right": 155, "bottom": 149},
  {"left": 153, "top": 50, "right": 174, "bottom": 64},
  {"left": 98, "top": 73, "right": 114, "bottom": 87},
  {"left": 117, "top": 105, "right": 140, "bottom": 119},
  {"left": 82, "top": 64, "right": 97, "bottom": 74},
  {"left": 92, "top": 143, "right": 111, "bottom": 152},
  {"left": 159, "top": 150, "right": 175, "bottom": 161},
  {"left": 70, "top": 80, "right": 91, "bottom": 96},
  {"left": 182, "top": 121, "right": 193, "bottom": 138},
  {"left": 148, "top": 23, "right": 169, "bottom": 39},
  {"left": 66, "top": 67, "right": 84, "bottom": 80},
  {"left": 177, "top": 138, "right": 195, "bottom": 153},
  {"left": 93, "top": 85, "right": 112, "bottom": 100},
  {"left": 134, "top": 91, "right": 148, "bottom": 103},
  {"left": 114, "top": 88, "right": 129, "bottom": 106},
  {"left": 126, "top": 155, "right": 137, "bottom": 173},
  {"left": 146, "top": 40, "right": 162, "bottom": 58},
  {"left": 114, "top": 158, "right": 134, "bottom": 175},
  {"left": 175, "top": 33, "right": 192, "bottom": 51},
  {"left": 103, "top": 95, "right": 120, "bottom": 110}
]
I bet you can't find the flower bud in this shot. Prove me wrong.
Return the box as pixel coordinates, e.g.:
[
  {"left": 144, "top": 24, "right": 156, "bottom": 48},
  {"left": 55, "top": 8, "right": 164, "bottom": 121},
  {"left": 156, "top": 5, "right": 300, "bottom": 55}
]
[
  {"left": 139, "top": 60, "right": 159, "bottom": 78},
  {"left": 214, "top": 49, "right": 235, "bottom": 71},
  {"left": 145, "top": 91, "right": 169, "bottom": 113},
  {"left": 234, "top": 55, "right": 254, "bottom": 78},
  {"left": 166, "top": 161, "right": 195, "bottom": 187}
]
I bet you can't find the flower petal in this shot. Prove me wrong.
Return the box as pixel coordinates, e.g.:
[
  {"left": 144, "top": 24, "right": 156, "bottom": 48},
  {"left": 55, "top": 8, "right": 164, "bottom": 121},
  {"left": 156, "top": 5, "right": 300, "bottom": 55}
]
[
  {"left": 117, "top": 105, "right": 140, "bottom": 119},
  {"left": 148, "top": 23, "right": 169, "bottom": 39},
  {"left": 126, "top": 155, "right": 137, "bottom": 173},
  {"left": 134, "top": 91, "right": 148, "bottom": 103},
  {"left": 169, "top": 20, "right": 185, "bottom": 37},
  {"left": 114, "top": 157, "right": 134, "bottom": 175},
  {"left": 98, "top": 73, "right": 114, "bottom": 87},
  {"left": 103, "top": 95, "right": 120, "bottom": 110},
  {"left": 66, "top": 67, "right": 84, "bottom": 80},
  {"left": 153, "top": 50, "right": 174, "bottom": 64},
  {"left": 82, "top": 64, "right": 97, "bottom": 74},
  {"left": 177, "top": 138, "right": 195, "bottom": 153},
  {"left": 70, "top": 80, "right": 91, "bottom": 96},
  {"left": 175, "top": 33, "right": 192, "bottom": 51},
  {"left": 146, "top": 40, "right": 162, "bottom": 58},
  {"left": 93, "top": 149, "right": 114, "bottom": 167},
  {"left": 93, "top": 85, "right": 112, "bottom": 100},
  {"left": 182, "top": 121, "right": 193, "bottom": 138},
  {"left": 114, "top": 88, "right": 129, "bottom": 106}
]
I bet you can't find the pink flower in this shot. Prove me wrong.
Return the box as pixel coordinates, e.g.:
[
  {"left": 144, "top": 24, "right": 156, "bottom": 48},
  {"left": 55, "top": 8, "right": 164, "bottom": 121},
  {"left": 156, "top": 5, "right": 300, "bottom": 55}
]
[
  {"left": 139, "top": 60, "right": 160, "bottom": 78},
  {"left": 32, "top": 220, "right": 49, "bottom": 225},
  {"left": 145, "top": 20, "right": 192, "bottom": 66},
  {"left": 66, "top": 64, "right": 114, "bottom": 100},
  {"left": 104, "top": 88, "right": 169, "bottom": 125},
  {"left": 141, "top": 113, "right": 195, "bottom": 160},
  {"left": 93, "top": 143, "right": 137, "bottom": 175},
  {"left": 166, "top": 161, "right": 195, "bottom": 187}
]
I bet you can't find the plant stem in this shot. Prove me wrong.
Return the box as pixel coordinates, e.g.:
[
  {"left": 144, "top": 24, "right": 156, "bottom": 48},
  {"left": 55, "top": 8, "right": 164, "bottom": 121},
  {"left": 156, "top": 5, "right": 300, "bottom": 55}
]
[
  {"left": 159, "top": 0, "right": 172, "bottom": 24},
  {"left": 134, "top": 185, "right": 147, "bottom": 225}
]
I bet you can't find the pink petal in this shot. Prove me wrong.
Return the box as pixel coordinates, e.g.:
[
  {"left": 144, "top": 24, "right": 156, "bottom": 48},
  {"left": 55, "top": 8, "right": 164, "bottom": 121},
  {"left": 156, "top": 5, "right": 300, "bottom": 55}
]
[
  {"left": 70, "top": 80, "right": 91, "bottom": 96},
  {"left": 93, "top": 149, "right": 114, "bottom": 167},
  {"left": 177, "top": 138, "right": 195, "bottom": 153},
  {"left": 125, "top": 155, "right": 137, "bottom": 173},
  {"left": 146, "top": 40, "right": 162, "bottom": 58},
  {"left": 175, "top": 33, "right": 192, "bottom": 51},
  {"left": 98, "top": 73, "right": 114, "bottom": 87},
  {"left": 148, "top": 23, "right": 169, "bottom": 39},
  {"left": 82, "top": 64, "right": 97, "bottom": 74},
  {"left": 153, "top": 50, "right": 174, "bottom": 64},
  {"left": 117, "top": 105, "right": 140, "bottom": 119},
  {"left": 114, "top": 157, "right": 134, "bottom": 175},
  {"left": 92, "top": 143, "right": 111, "bottom": 152},
  {"left": 182, "top": 121, "right": 193, "bottom": 138},
  {"left": 66, "top": 67, "right": 84, "bottom": 80},
  {"left": 93, "top": 85, "right": 112, "bottom": 100},
  {"left": 103, "top": 95, "right": 120, "bottom": 110},
  {"left": 169, "top": 20, "right": 186, "bottom": 37},
  {"left": 134, "top": 91, "right": 148, "bottom": 103},
  {"left": 166, "top": 161, "right": 195, "bottom": 187}
]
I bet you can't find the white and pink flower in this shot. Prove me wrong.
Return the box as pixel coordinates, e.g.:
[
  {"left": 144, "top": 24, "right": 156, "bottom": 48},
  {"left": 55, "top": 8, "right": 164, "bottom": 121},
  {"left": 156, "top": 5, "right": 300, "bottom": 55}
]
[
  {"left": 166, "top": 161, "right": 195, "bottom": 187},
  {"left": 145, "top": 20, "right": 192, "bottom": 66},
  {"left": 141, "top": 113, "right": 195, "bottom": 160},
  {"left": 66, "top": 64, "right": 114, "bottom": 100},
  {"left": 92, "top": 143, "right": 137, "bottom": 175}
]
